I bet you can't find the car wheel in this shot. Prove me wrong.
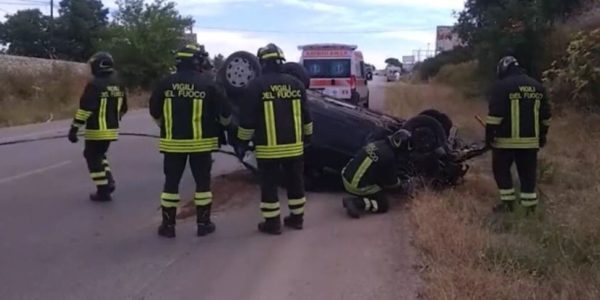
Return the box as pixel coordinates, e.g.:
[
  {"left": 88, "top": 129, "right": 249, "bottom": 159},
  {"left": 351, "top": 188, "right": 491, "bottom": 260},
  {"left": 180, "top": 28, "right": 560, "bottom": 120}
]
[
  {"left": 362, "top": 93, "right": 370, "bottom": 108},
  {"left": 217, "top": 51, "right": 261, "bottom": 98},
  {"left": 282, "top": 62, "right": 310, "bottom": 89},
  {"left": 350, "top": 91, "right": 360, "bottom": 105}
]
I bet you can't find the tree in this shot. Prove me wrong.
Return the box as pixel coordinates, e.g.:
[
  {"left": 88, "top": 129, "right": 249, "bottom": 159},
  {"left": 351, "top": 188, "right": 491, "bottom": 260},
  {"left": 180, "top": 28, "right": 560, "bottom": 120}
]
[
  {"left": 213, "top": 54, "right": 225, "bottom": 70},
  {"left": 385, "top": 57, "right": 402, "bottom": 68},
  {"left": 100, "top": 0, "right": 194, "bottom": 87},
  {"left": 0, "top": 9, "right": 51, "bottom": 58},
  {"left": 53, "top": 0, "right": 109, "bottom": 61}
]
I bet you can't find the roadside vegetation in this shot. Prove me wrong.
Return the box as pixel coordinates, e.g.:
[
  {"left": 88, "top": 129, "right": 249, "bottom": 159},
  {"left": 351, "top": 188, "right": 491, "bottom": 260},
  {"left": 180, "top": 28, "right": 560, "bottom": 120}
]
[{"left": 392, "top": 1, "right": 600, "bottom": 298}]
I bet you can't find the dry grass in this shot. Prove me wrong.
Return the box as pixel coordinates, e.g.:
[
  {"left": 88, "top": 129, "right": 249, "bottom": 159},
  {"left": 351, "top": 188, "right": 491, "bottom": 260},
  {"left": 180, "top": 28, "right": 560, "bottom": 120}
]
[
  {"left": 0, "top": 65, "right": 149, "bottom": 128},
  {"left": 386, "top": 83, "right": 600, "bottom": 299},
  {"left": 0, "top": 64, "right": 90, "bottom": 127}
]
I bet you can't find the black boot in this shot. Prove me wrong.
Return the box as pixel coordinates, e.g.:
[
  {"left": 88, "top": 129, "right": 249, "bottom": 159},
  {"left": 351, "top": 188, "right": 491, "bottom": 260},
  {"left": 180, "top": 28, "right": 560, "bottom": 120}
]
[
  {"left": 106, "top": 171, "right": 116, "bottom": 194},
  {"left": 258, "top": 217, "right": 282, "bottom": 235},
  {"left": 90, "top": 186, "right": 112, "bottom": 202},
  {"left": 196, "top": 205, "right": 216, "bottom": 237},
  {"left": 342, "top": 197, "right": 362, "bottom": 219},
  {"left": 284, "top": 214, "right": 303, "bottom": 230},
  {"left": 158, "top": 206, "right": 177, "bottom": 238}
]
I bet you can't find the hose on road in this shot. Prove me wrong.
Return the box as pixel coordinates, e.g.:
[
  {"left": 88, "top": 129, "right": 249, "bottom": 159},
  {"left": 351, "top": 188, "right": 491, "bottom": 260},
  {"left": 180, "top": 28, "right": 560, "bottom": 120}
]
[{"left": 0, "top": 132, "right": 258, "bottom": 173}]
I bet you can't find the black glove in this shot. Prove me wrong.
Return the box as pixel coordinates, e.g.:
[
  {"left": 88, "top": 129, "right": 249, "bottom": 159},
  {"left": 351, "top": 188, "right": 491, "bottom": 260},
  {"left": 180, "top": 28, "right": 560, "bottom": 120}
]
[{"left": 68, "top": 126, "right": 79, "bottom": 143}]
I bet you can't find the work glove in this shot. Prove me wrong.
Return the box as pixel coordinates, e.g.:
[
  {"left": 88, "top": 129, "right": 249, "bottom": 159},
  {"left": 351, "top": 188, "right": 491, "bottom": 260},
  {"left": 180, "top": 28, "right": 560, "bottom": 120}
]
[{"left": 68, "top": 126, "right": 79, "bottom": 143}]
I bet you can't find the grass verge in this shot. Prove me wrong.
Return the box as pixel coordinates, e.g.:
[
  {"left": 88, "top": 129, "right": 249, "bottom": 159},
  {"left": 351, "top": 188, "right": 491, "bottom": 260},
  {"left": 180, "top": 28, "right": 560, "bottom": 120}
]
[{"left": 385, "top": 82, "right": 600, "bottom": 299}]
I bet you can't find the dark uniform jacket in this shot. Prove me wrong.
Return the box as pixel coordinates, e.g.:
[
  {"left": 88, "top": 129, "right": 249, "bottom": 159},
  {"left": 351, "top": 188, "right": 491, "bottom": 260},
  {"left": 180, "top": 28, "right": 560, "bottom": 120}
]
[
  {"left": 341, "top": 140, "right": 401, "bottom": 196},
  {"left": 486, "top": 70, "right": 551, "bottom": 149},
  {"left": 149, "top": 70, "right": 231, "bottom": 153},
  {"left": 73, "top": 74, "right": 128, "bottom": 141},
  {"left": 237, "top": 72, "right": 313, "bottom": 159}
]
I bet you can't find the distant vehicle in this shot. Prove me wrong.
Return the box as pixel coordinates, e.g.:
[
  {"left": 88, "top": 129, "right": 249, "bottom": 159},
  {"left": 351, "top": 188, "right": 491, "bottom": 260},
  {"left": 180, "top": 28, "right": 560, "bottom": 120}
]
[
  {"left": 386, "top": 65, "right": 402, "bottom": 82},
  {"left": 365, "top": 64, "right": 374, "bottom": 81},
  {"left": 298, "top": 43, "right": 369, "bottom": 107}
]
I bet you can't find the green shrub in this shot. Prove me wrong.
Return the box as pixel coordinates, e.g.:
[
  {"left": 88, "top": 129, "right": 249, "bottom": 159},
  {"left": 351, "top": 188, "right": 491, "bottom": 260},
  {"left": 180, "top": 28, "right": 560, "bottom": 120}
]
[{"left": 416, "top": 46, "right": 473, "bottom": 81}]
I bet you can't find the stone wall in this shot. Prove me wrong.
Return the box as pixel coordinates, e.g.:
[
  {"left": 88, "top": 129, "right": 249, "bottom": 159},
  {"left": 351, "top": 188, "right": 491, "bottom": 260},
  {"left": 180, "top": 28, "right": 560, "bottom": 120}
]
[{"left": 0, "top": 54, "right": 89, "bottom": 76}]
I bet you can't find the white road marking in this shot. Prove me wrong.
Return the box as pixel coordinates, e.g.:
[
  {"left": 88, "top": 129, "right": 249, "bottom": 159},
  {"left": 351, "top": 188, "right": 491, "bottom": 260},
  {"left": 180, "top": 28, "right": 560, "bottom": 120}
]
[{"left": 0, "top": 160, "right": 71, "bottom": 185}]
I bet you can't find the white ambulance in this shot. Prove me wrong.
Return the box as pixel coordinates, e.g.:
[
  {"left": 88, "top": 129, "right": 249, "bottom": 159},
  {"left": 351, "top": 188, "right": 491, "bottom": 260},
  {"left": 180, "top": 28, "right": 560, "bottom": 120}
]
[{"left": 298, "top": 43, "right": 370, "bottom": 107}]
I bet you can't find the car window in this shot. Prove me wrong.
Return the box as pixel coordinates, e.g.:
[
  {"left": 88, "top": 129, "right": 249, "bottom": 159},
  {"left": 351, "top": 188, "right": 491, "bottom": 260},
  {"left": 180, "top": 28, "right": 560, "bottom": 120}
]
[{"left": 303, "top": 59, "right": 351, "bottom": 78}]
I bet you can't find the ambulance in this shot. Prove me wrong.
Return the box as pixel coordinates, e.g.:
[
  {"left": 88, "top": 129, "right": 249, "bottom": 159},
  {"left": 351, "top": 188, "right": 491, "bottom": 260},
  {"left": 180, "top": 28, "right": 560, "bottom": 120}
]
[{"left": 298, "top": 43, "right": 370, "bottom": 107}]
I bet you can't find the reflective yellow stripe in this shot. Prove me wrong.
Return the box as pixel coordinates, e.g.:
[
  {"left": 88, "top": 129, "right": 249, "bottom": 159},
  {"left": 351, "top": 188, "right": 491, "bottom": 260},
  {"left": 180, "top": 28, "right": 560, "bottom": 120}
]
[
  {"left": 85, "top": 129, "right": 118, "bottom": 140},
  {"left": 261, "top": 52, "right": 282, "bottom": 59},
  {"left": 304, "top": 122, "right": 313, "bottom": 135},
  {"left": 194, "top": 198, "right": 212, "bottom": 206},
  {"left": 290, "top": 207, "right": 304, "bottom": 215},
  {"left": 293, "top": 99, "right": 302, "bottom": 143},
  {"left": 159, "top": 138, "right": 219, "bottom": 153},
  {"left": 264, "top": 101, "right": 277, "bottom": 146},
  {"left": 255, "top": 143, "right": 303, "bottom": 158},
  {"left": 176, "top": 52, "right": 194, "bottom": 57},
  {"left": 94, "top": 179, "right": 109, "bottom": 185},
  {"left": 192, "top": 99, "right": 203, "bottom": 140},
  {"left": 520, "top": 193, "right": 537, "bottom": 199},
  {"left": 75, "top": 109, "right": 92, "bottom": 121},
  {"left": 260, "top": 202, "right": 280, "bottom": 209},
  {"left": 521, "top": 199, "right": 538, "bottom": 207},
  {"left": 351, "top": 157, "right": 373, "bottom": 189},
  {"left": 90, "top": 172, "right": 106, "bottom": 179},
  {"left": 542, "top": 119, "right": 551, "bottom": 127},
  {"left": 288, "top": 198, "right": 306, "bottom": 206},
  {"left": 262, "top": 210, "right": 281, "bottom": 218},
  {"left": 194, "top": 192, "right": 213, "bottom": 206},
  {"left": 363, "top": 198, "right": 371, "bottom": 210},
  {"left": 485, "top": 115, "right": 503, "bottom": 125},
  {"left": 493, "top": 137, "right": 539, "bottom": 149},
  {"left": 534, "top": 99, "right": 540, "bottom": 138},
  {"left": 164, "top": 98, "right": 173, "bottom": 140},
  {"left": 511, "top": 98, "right": 519, "bottom": 138},
  {"left": 99, "top": 98, "right": 108, "bottom": 130},
  {"left": 501, "top": 195, "right": 517, "bottom": 201},
  {"left": 342, "top": 176, "right": 381, "bottom": 196},
  {"left": 237, "top": 127, "right": 255, "bottom": 141},
  {"left": 161, "top": 193, "right": 180, "bottom": 200},
  {"left": 161, "top": 200, "right": 179, "bottom": 208},
  {"left": 500, "top": 189, "right": 515, "bottom": 195}
]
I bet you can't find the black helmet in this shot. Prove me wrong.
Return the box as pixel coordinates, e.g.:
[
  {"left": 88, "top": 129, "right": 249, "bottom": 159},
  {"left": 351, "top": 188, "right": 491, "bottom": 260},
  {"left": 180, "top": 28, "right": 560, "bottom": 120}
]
[
  {"left": 175, "top": 43, "right": 208, "bottom": 69},
  {"left": 257, "top": 43, "right": 286, "bottom": 63},
  {"left": 387, "top": 129, "right": 412, "bottom": 151},
  {"left": 88, "top": 51, "right": 114, "bottom": 75},
  {"left": 496, "top": 56, "right": 519, "bottom": 78}
]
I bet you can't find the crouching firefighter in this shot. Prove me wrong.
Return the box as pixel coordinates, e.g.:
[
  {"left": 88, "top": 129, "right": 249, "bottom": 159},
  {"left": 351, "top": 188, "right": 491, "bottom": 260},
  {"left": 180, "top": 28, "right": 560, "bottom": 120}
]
[
  {"left": 149, "top": 44, "right": 231, "bottom": 238},
  {"left": 68, "top": 52, "right": 128, "bottom": 202},
  {"left": 341, "top": 129, "right": 412, "bottom": 218},
  {"left": 236, "top": 43, "right": 313, "bottom": 235},
  {"left": 486, "top": 56, "right": 551, "bottom": 214}
]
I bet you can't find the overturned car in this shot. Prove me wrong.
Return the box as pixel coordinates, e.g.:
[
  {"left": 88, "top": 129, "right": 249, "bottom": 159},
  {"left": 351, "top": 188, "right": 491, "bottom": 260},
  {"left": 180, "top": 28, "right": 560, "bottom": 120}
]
[{"left": 216, "top": 51, "right": 487, "bottom": 190}]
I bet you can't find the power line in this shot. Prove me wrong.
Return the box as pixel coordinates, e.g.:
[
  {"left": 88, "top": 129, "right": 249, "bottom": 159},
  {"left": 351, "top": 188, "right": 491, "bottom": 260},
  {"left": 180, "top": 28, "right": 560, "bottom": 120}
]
[{"left": 195, "top": 25, "right": 436, "bottom": 35}]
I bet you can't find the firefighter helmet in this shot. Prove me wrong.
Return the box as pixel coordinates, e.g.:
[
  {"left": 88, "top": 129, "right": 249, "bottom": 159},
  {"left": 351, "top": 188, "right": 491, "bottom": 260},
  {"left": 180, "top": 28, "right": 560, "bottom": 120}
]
[
  {"left": 175, "top": 43, "right": 209, "bottom": 68},
  {"left": 88, "top": 51, "right": 114, "bottom": 75},
  {"left": 257, "top": 43, "right": 286, "bottom": 63},
  {"left": 496, "top": 56, "right": 519, "bottom": 78}
]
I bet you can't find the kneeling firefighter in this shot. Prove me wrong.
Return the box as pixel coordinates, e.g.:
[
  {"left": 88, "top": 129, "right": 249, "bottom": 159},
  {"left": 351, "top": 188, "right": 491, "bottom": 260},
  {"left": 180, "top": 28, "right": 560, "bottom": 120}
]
[
  {"left": 68, "top": 52, "right": 128, "bottom": 202},
  {"left": 486, "top": 56, "right": 551, "bottom": 214},
  {"left": 236, "top": 43, "right": 313, "bottom": 235},
  {"left": 341, "top": 129, "right": 412, "bottom": 218},
  {"left": 149, "top": 44, "right": 232, "bottom": 238}
]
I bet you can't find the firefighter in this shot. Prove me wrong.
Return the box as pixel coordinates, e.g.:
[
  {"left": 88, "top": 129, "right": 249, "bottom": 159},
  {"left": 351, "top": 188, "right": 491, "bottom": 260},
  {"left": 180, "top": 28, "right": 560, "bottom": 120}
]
[
  {"left": 236, "top": 43, "right": 313, "bottom": 235},
  {"left": 486, "top": 56, "right": 551, "bottom": 214},
  {"left": 341, "top": 129, "right": 412, "bottom": 218},
  {"left": 149, "top": 44, "right": 231, "bottom": 238},
  {"left": 68, "top": 52, "right": 128, "bottom": 202}
]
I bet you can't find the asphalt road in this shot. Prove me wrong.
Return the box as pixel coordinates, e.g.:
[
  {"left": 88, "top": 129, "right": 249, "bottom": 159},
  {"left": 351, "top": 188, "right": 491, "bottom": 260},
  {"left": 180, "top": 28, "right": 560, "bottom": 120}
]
[{"left": 0, "top": 76, "right": 420, "bottom": 300}]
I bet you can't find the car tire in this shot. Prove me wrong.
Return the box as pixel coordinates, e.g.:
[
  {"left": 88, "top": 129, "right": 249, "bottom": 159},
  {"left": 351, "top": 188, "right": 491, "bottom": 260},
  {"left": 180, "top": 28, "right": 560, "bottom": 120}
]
[
  {"left": 350, "top": 91, "right": 360, "bottom": 105},
  {"left": 362, "top": 93, "right": 370, "bottom": 108},
  {"left": 418, "top": 109, "right": 453, "bottom": 138},
  {"left": 282, "top": 62, "right": 310, "bottom": 89},
  {"left": 217, "top": 51, "right": 261, "bottom": 98}
]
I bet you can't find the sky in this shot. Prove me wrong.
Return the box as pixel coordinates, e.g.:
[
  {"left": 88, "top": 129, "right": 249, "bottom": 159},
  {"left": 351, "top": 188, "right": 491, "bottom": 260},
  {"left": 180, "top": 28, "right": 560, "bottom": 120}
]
[{"left": 0, "top": 0, "right": 466, "bottom": 69}]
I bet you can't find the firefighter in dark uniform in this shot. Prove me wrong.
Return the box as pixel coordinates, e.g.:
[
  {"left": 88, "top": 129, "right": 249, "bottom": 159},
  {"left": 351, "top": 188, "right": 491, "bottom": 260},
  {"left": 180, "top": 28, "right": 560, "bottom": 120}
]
[
  {"left": 236, "top": 43, "right": 313, "bottom": 235},
  {"left": 149, "top": 44, "right": 231, "bottom": 238},
  {"left": 341, "top": 129, "right": 412, "bottom": 218},
  {"left": 486, "top": 56, "right": 551, "bottom": 214},
  {"left": 68, "top": 52, "right": 128, "bottom": 202}
]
